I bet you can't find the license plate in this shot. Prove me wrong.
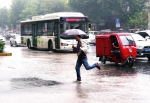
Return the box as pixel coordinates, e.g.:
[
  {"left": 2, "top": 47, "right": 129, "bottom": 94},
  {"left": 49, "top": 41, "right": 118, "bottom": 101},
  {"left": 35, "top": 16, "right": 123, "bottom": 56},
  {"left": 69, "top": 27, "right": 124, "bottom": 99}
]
[{"left": 145, "top": 48, "right": 150, "bottom": 52}]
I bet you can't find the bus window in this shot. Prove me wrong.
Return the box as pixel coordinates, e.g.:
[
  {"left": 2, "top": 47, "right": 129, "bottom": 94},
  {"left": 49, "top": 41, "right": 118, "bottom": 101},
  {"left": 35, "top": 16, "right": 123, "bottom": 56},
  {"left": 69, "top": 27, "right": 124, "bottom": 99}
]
[
  {"left": 60, "top": 24, "right": 63, "bottom": 28},
  {"left": 37, "top": 23, "right": 42, "bottom": 35},
  {"left": 65, "top": 23, "right": 69, "bottom": 30},
  {"left": 80, "top": 23, "right": 88, "bottom": 32},
  {"left": 28, "top": 24, "right": 32, "bottom": 34},
  {"left": 70, "top": 25, "right": 73, "bottom": 29},
  {"left": 42, "top": 23, "right": 47, "bottom": 36},
  {"left": 75, "top": 25, "right": 79, "bottom": 29},
  {"left": 22, "top": 23, "right": 32, "bottom": 35},
  {"left": 60, "top": 24, "right": 64, "bottom": 34},
  {"left": 21, "top": 24, "right": 24, "bottom": 35},
  {"left": 47, "top": 22, "right": 54, "bottom": 36}
]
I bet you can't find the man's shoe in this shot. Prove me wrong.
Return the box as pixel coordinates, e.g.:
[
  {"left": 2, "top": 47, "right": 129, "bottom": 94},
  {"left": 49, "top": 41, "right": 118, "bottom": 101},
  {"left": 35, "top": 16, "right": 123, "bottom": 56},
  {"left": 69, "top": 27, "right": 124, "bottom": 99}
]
[
  {"left": 96, "top": 63, "right": 100, "bottom": 70},
  {"left": 77, "top": 78, "right": 81, "bottom": 81}
]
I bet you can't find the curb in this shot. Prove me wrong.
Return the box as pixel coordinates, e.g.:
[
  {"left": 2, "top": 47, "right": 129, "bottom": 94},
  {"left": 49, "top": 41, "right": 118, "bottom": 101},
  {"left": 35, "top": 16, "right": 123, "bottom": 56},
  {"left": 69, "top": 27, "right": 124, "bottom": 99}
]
[{"left": 0, "top": 53, "right": 12, "bottom": 56}]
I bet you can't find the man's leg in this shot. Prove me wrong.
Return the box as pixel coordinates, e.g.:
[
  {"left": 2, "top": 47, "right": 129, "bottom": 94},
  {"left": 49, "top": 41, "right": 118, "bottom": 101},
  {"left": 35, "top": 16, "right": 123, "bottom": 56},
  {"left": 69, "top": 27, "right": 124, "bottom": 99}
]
[
  {"left": 75, "top": 58, "right": 82, "bottom": 81},
  {"left": 82, "top": 57, "right": 98, "bottom": 70},
  {"left": 113, "top": 50, "right": 120, "bottom": 61},
  {"left": 115, "top": 51, "right": 121, "bottom": 61}
]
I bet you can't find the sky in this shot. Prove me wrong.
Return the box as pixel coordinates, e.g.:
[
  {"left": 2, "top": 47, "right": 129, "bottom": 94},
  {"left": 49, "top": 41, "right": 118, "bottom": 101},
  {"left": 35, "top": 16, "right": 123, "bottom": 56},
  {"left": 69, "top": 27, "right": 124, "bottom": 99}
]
[{"left": 0, "top": 0, "right": 12, "bottom": 8}]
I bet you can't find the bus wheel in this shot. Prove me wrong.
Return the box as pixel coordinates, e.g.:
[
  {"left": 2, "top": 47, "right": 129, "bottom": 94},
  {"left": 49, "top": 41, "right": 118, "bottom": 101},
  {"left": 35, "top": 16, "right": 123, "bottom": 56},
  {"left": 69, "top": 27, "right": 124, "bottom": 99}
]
[
  {"left": 48, "top": 40, "right": 53, "bottom": 51},
  {"left": 27, "top": 40, "right": 31, "bottom": 49}
]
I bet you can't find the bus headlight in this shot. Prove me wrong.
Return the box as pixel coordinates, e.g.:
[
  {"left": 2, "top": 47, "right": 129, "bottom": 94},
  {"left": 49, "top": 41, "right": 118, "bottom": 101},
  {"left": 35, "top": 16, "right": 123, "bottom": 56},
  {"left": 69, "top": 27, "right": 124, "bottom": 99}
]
[{"left": 61, "top": 43, "right": 68, "bottom": 46}]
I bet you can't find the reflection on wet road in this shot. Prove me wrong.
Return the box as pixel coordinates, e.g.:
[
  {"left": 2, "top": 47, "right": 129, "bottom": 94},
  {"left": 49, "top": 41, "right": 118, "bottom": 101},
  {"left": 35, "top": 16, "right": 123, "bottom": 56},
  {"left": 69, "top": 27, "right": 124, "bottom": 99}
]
[{"left": 0, "top": 45, "right": 150, "bottom": 103}]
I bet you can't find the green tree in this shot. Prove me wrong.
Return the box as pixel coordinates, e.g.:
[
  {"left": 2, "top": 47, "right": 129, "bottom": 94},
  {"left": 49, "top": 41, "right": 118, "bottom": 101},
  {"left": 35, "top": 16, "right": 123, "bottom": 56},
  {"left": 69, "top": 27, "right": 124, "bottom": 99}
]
[
  {"left": 126, "top": 11, "right": 148, "bottom": 29},
  {"left": 39, "top": 0, "right": 70, "bottom": 14},
  {"left": 0, "top": 7, "right": 9, "bottom": 29},
  {"left": 68, "top": 0, "right": 148, "bottom": 24},
  {"left": 21, "top": 0, "right": 70, "bottom": 20},
  {"left": 20, "top": 0, "right": 40, "bottom": 20},
  {"left": 9, "top": 0, "right": 29, "bottom": 28}
]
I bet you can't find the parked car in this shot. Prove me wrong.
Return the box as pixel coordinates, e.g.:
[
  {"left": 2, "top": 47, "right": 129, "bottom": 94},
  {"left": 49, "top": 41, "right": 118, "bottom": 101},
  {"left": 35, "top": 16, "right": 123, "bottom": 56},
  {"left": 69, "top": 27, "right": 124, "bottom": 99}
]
[
  {"left": 0, "top": 35, "right": 5, "bottom": 44},
  {"left": 4, "top": 32, "right": 12, "bottom": 38},
  {"left": 130, "top": 33, "right": 150, "bottom": 61},
  {"left": 135, "top": 30, "right": 150, "bottom": 39},
  {"left": 128, "top": 28, "right": 143, "bottom": 33},
  {"left": 88, "top": 31, "right": 99, "bottom": 45},
  {"left": 10, "top": 35, "right": 21, "bottom": 47}
]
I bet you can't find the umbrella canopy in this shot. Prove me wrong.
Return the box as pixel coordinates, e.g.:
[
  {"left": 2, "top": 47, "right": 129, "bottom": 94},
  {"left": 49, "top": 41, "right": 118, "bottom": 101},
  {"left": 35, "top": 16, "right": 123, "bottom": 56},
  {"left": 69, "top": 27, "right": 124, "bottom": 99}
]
[{"left": 61, "top": 29, "right": 86, "bottom": 36}]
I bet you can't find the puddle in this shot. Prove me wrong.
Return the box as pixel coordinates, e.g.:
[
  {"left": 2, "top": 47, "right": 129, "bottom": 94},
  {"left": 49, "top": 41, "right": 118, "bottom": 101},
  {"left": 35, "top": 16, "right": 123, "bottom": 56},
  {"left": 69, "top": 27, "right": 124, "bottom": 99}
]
[{"left": 11, "top": 77, "right": 61, "bottom": 88}]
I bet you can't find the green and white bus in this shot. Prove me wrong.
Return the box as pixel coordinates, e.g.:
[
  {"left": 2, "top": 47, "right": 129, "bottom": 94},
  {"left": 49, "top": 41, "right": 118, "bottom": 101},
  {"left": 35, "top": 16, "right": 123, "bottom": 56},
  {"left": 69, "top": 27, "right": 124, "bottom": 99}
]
[{"left": 20, "top": 12, "right": 90, "bottom": 51}]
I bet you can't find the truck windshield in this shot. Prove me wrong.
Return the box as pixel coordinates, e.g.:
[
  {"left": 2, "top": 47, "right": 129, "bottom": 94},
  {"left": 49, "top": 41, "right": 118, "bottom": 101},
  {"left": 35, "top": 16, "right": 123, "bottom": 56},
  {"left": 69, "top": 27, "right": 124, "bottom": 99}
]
[{"left": 119, "top": 35, "right": 135, "bottom": 45}]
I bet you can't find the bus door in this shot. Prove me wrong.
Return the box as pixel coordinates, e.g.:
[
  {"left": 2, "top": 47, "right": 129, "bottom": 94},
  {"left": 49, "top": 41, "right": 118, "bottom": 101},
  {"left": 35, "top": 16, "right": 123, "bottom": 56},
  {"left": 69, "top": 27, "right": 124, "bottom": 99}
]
[
  {"left": 32, "top": 24, "right": 37, "bottom": 47},
  {"left": 54, "top": 22, "right": 60, "bottom": 49}
]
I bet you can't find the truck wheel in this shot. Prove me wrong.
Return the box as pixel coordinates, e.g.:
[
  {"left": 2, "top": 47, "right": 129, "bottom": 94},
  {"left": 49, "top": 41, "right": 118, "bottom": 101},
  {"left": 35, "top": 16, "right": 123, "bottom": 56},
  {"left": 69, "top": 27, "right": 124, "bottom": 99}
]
[
  {"left": 101, "top": 56, "right": 106, "bottom": 64},
  {"left": 48, "top": 40, "right": 53, "bottom": 51},
  {"left": 147, "top": 56, "right": 150, "bottom": 61},
  {"left": 127, "top": 58, "right": 133, "bottom": 67}
]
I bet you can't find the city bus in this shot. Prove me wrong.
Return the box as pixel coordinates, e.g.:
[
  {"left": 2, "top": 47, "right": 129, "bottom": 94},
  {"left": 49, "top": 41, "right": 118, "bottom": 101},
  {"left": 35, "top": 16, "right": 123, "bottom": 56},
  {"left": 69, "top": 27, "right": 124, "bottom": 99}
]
[{"left": 20, "top": 12, "right": 90, "bottom": 51}]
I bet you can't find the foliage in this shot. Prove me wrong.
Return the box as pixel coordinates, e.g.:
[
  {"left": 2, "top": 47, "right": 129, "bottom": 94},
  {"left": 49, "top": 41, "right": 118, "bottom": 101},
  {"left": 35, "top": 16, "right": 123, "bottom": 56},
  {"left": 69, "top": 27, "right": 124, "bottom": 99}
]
[
  {"left": 0, "top": 41, "right": 5, "bottom": 53},
  {"left": 126, "top": 11, "right": 148, "bottom": 29},
  {"left": 0, "top": 0, "right": 149, "bottom": 30},
  {"left": 20, "top": 0, "right": 40, "bottom": 20},
  {"left": 9, "top": 0, "right": 29, "bottom": 28},
  {"left": 68, "top": 0, "right": 149, "bottom": 26},
  {"left": 0, "top": 7, "right": 9, "bottom": 29},
  {"left": 20, "top": 0, "right": 70, "bottom": 20},
  {"left": 39, "top": 0, "right": 70, "bottom": 14},
  {"left": 8, "top": 0, "right": 70, "bottom": 29}
]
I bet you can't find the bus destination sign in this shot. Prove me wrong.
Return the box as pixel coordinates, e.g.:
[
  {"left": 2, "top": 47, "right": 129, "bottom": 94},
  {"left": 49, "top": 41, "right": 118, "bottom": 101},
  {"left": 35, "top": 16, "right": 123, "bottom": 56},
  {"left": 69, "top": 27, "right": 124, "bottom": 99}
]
[{"left": 65, "top": 18, "right": 86, "bottom": 22}]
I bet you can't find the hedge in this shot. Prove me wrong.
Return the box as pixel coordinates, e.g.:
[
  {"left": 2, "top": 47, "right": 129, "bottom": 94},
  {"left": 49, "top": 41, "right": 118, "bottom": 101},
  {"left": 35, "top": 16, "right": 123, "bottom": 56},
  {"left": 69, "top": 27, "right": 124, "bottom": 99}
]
[{"left": 0, "top": 41, "right": 5, "bottom": 53}]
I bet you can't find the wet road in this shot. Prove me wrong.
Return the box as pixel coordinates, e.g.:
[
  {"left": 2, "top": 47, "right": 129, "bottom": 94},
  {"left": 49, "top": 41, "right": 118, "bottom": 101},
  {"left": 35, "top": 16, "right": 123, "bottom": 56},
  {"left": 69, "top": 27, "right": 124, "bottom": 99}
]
[{"left": 0, "top": 40, "right": 150, "bottom": 103}]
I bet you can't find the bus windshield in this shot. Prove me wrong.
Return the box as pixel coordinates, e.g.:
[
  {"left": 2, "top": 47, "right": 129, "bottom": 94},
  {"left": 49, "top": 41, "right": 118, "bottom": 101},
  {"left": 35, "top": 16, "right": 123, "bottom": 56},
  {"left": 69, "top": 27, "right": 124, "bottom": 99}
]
[
  {"left": 60, "top": 22, "right": 89, "bottom": 39},
  {"left": 64, "top": 22, "right": 88, "bottom": 33}
]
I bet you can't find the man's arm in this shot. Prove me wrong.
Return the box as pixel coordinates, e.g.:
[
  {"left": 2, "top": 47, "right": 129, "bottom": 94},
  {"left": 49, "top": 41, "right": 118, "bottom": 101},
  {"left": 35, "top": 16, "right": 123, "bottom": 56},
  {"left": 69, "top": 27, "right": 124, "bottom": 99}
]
[
  {"left": 72, "top": 45, "right": 77, "bottom": 49},
  {"left": 112, "top": 43, "right": 119, "bottom": 49}
]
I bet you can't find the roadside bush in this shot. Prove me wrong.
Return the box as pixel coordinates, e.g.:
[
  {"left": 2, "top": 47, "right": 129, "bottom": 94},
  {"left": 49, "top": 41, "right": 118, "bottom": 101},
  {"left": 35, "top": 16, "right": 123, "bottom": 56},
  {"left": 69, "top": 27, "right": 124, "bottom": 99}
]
[{"left": 0, "top": 41, "right": 5, "bottom": 53}]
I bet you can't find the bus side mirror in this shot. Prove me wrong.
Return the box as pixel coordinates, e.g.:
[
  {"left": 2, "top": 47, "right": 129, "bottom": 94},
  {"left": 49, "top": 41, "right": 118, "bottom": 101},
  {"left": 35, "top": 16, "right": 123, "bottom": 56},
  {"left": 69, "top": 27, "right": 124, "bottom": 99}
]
[
  {"left": 60, "top": 24, "right": 63, "bottom": 28},
  {"left": 89, "top": 24, "right": 91, "bottom": 28}
]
